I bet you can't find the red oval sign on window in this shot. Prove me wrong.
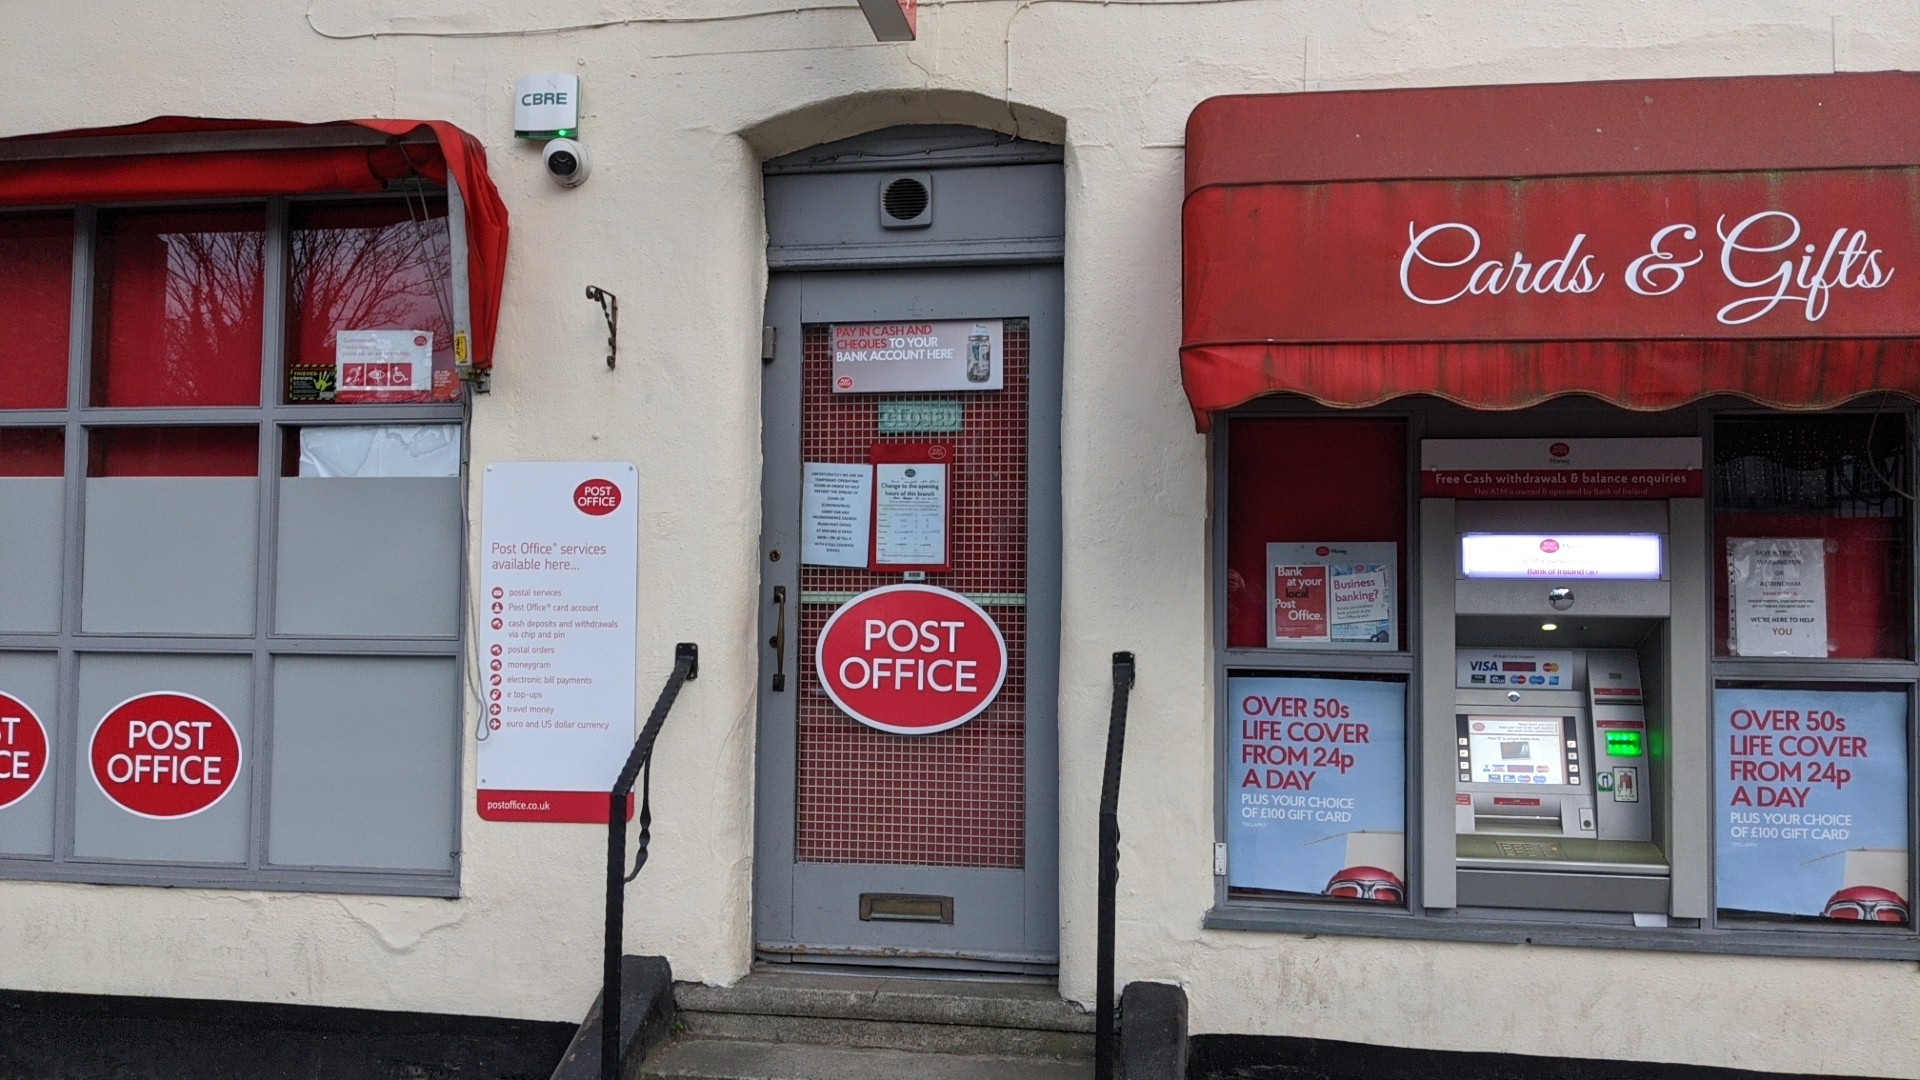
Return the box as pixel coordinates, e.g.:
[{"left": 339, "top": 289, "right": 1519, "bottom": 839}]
[
  {"left": 89, "top": 692, "right": 242, "bottom": 819},
  {"left": 573, "top": 478, "right": 622, "bottom": 515},
  {"left": 816, "top": 584, "right": 1008, "bottom": 735},
  {"left": 0, "top": 693, "right": 48, "bottom": 810}
]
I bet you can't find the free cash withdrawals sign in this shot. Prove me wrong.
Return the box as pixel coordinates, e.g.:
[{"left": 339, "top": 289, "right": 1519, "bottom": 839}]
[
  {"left": 478, "top": 463, "right": 638, "bottom": 823},
  {"left": 1420, "top": 438, "right": 1702, "bottom": 500},
  {"left": 1227, "top": 676, "right": 1406, "bottom": 900}
]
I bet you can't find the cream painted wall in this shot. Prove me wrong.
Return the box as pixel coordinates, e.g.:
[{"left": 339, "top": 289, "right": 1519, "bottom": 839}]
[{"left": 3, "top": 1, "right": 1919, "bottom": 1074}]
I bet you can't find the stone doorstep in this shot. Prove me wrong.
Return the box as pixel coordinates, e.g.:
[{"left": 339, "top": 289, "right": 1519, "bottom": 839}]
[
  {"left": 637, "top": 1038, "right": 1095, "bottom": 1080},
  {"left": 672, "top": 970, "right": 1096, "bottom": 1035},
  {"left": 678, "top": 1009, "right": 1095, "bottom": 1059}
]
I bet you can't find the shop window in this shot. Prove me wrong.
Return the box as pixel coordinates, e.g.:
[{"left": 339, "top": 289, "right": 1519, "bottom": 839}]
[
  {"left": 1214, "top": 403, "right": 1918, "bottom": 958},
  {"left": 1226, "top": 418, "right": 1407, "bottom": 650},
  {"left": 1711, "top": 415, "right": 1914, "bottom": 932},
  {"left": 1713, "top": 683, "right": 1910, "bottom": 929},
  {"left": 0, "top": 430, "right": 63, "bottom": 636},
  {"left": 0, "top": 199, "right": 463, "bottom": 896},
  {"left": 0, "top": 428, "right": 63, "bottom": 477},
  {"left": 91, "top": 207, "right": 265, "bottom": 408},
  {"left": 1222, "top": 417, "right": 1410, "bottom": 908},
  {"left": 1714, "top": 415, "right": 1910, "bottom": 660},
  {"left": 1226, "top": 671, "right": 1408, "bottom": 906},
  {"left": 0, "top": 213, "right": 72, "bottom": 410},
  {"left": 286, "top": 200, "right": 458, "bottom": 404},
  {"left": 87, "top": 426, "right": 259, "bottom": 477}
]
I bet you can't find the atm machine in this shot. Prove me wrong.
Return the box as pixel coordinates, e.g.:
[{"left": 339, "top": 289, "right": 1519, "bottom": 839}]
[
  {"left": 1453, "top": 648, "right": 1666, "bottom": 911},
  {"left": 1443, "top": 500, "right": 1675, "bottom": 913}
]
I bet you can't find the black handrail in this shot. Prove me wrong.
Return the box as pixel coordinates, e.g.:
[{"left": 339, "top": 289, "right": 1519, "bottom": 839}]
[
  {"left": 1095, "top": 650, "right": 1135, "bottom": 1080},
  {"left": 602, "top": 642, "right": 698, "bottom": 1080}
]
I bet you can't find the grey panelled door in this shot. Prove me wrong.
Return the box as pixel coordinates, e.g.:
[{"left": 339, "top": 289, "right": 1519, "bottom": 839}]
[{"left": 755, "top": 265, "right": 1062, "bottom": 969}]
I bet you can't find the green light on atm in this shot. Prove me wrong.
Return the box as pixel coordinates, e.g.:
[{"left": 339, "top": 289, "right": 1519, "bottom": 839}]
[{"left": 1605, "top": 730, "right": 1643, "bottom": 758}]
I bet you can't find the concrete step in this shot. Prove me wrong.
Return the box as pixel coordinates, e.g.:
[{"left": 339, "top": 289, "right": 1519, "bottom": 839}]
[
  {"left": 677, "top": 1009, "right": 1093, "bottom": 1059},
  {"left": 674, "top": 970, "right": 1094, "bottom": 1035},
  {"left": 636, "top": 1038, "right": 1095, "bottom": 1080}
]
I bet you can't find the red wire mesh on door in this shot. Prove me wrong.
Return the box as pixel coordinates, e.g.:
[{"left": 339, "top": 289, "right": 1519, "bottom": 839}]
[{"left": 795, "top": 321, "right": 1028, "bottom": 868}]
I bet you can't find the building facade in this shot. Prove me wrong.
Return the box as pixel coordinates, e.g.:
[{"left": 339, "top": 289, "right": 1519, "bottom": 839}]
[{"left": 3, "top": 3, "right": 1919, "bottom": 1076}]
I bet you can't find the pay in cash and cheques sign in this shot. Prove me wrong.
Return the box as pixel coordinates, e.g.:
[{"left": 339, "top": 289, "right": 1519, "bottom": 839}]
[{"left": 478, "top": 463, "right": 639, "bottom": 823}]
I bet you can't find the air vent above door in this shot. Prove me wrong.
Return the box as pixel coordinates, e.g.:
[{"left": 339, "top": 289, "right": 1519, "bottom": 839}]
[{"left": 878, "top": 172, "right": 933, "bottom": 229}]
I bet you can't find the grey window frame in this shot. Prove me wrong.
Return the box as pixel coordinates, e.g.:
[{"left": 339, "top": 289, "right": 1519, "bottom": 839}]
[
  {"left": 1205, "top": 396, "right": 1920, "bottom": 961},
  {"left": 0, "top": 192, "right": 468, "bottom": 897}
]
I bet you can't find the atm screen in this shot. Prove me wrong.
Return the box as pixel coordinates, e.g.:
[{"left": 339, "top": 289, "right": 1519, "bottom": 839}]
[{"left": 1465, "top": 716, "right": 1567, "bottom": 785}]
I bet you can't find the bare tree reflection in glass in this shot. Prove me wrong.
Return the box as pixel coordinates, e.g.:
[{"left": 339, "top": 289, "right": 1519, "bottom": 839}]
[
  {"left": 94, "top": 209, "right": 266, "bottom": 407},
  {"left": 291, "top": 202, "right": 454, "bottom": 402}
]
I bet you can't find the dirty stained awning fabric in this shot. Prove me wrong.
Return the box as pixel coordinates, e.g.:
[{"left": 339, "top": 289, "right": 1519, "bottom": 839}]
[
  {"left": 1180, "top": 73, "right": 1920, "bottom": 431},
  {"left": 0, "top": 116, "right": 508, "bottom": 372}
]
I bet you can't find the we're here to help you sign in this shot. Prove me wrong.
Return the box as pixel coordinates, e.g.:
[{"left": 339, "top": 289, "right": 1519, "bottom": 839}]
[{"left": 478, "top": 463, "right": 638, "bottom": 823}]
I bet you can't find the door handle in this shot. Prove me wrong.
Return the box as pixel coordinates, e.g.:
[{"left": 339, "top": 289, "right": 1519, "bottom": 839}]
[{"left": 770, "top": 585, "right": 787, "bottom": 692}]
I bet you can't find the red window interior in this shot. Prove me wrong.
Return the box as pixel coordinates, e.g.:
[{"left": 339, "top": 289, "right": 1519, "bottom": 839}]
[
  {"left": 1713, "top": 514, "right": 1907, "bottom": 659},
  {"left": 287, "top": 200, "right": 458, "bottom": 404},
  {"left": 0, "top": 213, "right": 74, "bottom": 409},
  {"left": 0, "top": 429, "right": 63, "bottom": 476},
  {"left": 1713, "top": 415, "right": 1910, "bottom": 660},
  {"left": 1226, "top": 418, "right": 1408, "bottom": 649},
  {"left": 91, "top": 207, "right": 265, "bottom": 407},
  {"left": 88, "top": 427, "right": 258, "bottom": 477}
]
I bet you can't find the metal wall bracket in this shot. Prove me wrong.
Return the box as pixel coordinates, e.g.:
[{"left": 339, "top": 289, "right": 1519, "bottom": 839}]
[{"left": 586, "top": 285, "right": 618, "bottom": 369}]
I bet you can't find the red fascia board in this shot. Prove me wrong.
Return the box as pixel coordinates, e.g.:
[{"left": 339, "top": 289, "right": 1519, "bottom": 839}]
[{"left": 1186, "top": 72, "right": 1920, "bottom": 194}]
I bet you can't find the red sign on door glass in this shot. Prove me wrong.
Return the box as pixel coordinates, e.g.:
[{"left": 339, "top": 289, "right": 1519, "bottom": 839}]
[{"left": 815, "top": 584, "right": 1007, "bottom": 736}]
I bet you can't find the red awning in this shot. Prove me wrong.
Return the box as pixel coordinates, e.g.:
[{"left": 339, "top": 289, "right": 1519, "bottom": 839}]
[
  {"left": 1181, "top": 73, "right": 1920, "bottom": 430},
  {"left": 0, "top": 116, "right": 508, "bottom": 372}
]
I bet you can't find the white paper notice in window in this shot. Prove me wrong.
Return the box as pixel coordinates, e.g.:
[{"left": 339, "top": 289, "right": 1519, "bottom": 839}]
[
  {"left": 873, "top": 462, "right": 948, "bottom": 566},
  {"left": 336, "top": 330, "right": 432, "bottom": 395},
  {"left": 1728, "top": 537, "right": 1828, "bottom": 657},
  {"left": 802, "top": 462, "right": 873, "bottom": 568}
]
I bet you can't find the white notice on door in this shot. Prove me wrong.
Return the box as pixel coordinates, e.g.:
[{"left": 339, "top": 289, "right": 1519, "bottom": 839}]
[
  {"left": 873, "top": 462, "right": 947, "bottom": 566},
  {"left": 802, "top": 462, "right": 873, "bottom": 568},
  {"left": 1728, "top": 537, "right": 1828, "bottom": 657}
]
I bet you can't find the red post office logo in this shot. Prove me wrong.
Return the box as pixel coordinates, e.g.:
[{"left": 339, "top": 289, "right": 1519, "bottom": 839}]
[
  {"left": 90, "top": 692, "right": 242, "bottom": 819},
  {"left": 815, "top": 584, "right": 1008, "bottom": 735},
  {"left": 0, "top": 693, "right": 48, "bottom": 810},
  {"left": 573, "top": 478, "right": 622, "bottom": 515}
]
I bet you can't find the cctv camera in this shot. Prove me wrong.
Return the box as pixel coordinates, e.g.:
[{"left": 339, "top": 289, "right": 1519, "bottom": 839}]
[{"left": 543, "top": 138, "right": 591, "bottom": 187}]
